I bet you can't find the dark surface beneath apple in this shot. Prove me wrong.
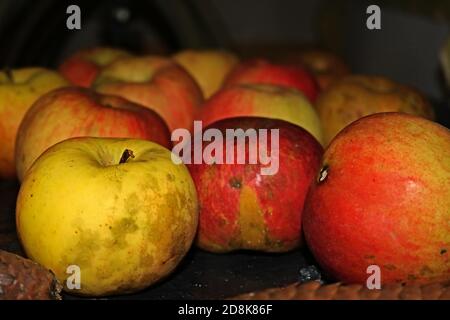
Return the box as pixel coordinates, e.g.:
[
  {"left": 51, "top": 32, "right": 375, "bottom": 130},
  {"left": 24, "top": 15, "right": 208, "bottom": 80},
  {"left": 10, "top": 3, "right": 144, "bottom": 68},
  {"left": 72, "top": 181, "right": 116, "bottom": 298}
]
[{"left": 0, "top": 179, "right": 320, "bottom": 300}]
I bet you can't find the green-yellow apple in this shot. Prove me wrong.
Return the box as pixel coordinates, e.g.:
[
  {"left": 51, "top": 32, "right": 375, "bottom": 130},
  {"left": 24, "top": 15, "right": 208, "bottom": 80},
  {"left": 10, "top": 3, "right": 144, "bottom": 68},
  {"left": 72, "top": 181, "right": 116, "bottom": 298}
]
[
  {"left": 316, "top": 75, "right": 435, "bottom": 145},
  {"left": 93, "top": 55, "right": 204, "bottom": 132},
  {"left": 200, "top": 84, "right": 323, "bottom": 144},
  {"left": 16, "top": 137, "right": 198, "bottom": 296},
  {"left": 173, "top": 49, "right": 239, "bottom": 98},
  {"left": 59, "top": 47, "right": 132, "bottom": 87},
  {"left": 304, "top": 113, "right": 450, "bottom": 285},
  {"left": 15, "top": 87, "right": 171, "bottom": 181},
  {"left": 0, "top": 68, "right": 69, "bottom": 179}
]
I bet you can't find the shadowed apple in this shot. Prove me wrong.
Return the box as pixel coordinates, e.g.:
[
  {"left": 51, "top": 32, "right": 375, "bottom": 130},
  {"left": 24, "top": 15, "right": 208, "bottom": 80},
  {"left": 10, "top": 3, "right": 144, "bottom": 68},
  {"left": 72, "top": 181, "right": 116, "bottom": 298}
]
[{"left": 15, "top": 87, "right": 171, "bottom": 181}]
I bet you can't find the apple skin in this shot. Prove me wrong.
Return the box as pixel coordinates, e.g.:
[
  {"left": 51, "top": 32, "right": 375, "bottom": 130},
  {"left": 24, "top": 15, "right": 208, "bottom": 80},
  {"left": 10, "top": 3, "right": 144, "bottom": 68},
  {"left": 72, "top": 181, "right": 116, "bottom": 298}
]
[
  {"left": 16, "top": 137, "right": 198, "bottom": 296},
  {"left": 15, "top": 87, "right": 171, "bottom": 181},
  {"left": 173, "top": 49, "right": 239, "bottom": 98},
  {"left": 224, "top": 59, "right": 319, "bottom": 103},
  {"left": 200, "top": 84, "right": 323, "bottom": 144},
  {"left": 187, "top": 117, "right": 323, "bottom": 253},
  {"left": 303, "top": 113, "right": 450, "bottom": 285},
  {"left": 316, "top": 75, "right": 435, "bottom": 146},
  {"left": 279, "top": 49, "right": 350, "bottom": 90},
  {"left": 0, "top": 68, "right": 69, "bottom": 179},
  {"left": 59, "top": 47, "right": 132, "bottom": 87},
  {"left": 93, "top": 55, "right": 204, "bottom": 132}
]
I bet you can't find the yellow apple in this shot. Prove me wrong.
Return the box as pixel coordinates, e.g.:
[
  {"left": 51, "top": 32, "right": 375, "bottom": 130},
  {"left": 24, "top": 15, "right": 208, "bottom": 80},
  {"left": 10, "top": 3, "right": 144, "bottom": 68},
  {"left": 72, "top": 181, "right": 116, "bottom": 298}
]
[
  {"left": 316, "top": 75, "right": 435, "bottom": 145},
  {"left": 0, "top": 68, "right": 69, "bottom": 179},
  {"left": 16, "top": 137, "right": 198, "bottom": 296},
  {"left": 200, "top": 84, "right": 323, "bottom": 144},
  {"left": 173, "top": 49, "right": 239, "bottom": 98},
  {"left": 59, "top": 47, "right": 132, "bottom": 87}
]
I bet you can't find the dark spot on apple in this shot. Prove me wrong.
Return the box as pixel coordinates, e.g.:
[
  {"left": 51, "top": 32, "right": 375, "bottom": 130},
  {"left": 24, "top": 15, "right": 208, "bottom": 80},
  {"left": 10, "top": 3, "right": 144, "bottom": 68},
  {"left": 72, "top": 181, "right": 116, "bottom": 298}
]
[
  {"left": 30, "top": 194, "right": 33, "bottom": 198},
  {"left": 407, "top": 274, "right": 418, "bottom": 280},
  {"left": 139, "top": 253, "right": 154, "bottom": 268},
  {"left": 364, "top": 255, "right": 375, "bottom": 260},
  {"left": 229, "top": 177, "right": 242, "bottom": 189},
  {"left": 106, "top": 216, "right": 139, "bottom": 249},
  {"left": 317, "top": 165, "right": 329, "bottom": 183},
  {"left": 384, "top": 264, "right": 396, "bottom": 270},
  {"left": 62, "top": 228, "right": 101, "bottom": 269},
  {"left": 420, "top": 265, "right": 433, "bottom": 275},
  {"left": 440, "top": 248, "right": 447, "bottom": 255},
  {"left": 125, "top": 193, "right": 140, "bottom": 216}
]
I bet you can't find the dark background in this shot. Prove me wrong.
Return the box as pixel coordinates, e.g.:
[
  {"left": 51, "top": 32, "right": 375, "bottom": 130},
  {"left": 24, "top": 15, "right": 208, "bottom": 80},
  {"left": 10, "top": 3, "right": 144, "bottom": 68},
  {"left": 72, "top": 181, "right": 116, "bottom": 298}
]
[{"left": 0, "top": 0, "right": 448, "bottom": 100}]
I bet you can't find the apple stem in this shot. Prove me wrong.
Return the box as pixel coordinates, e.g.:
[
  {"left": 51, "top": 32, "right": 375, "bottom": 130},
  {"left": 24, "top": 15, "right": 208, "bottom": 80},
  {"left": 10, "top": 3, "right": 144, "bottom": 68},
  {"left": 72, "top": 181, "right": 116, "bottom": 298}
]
[
  {"left": 5, "top": 68, "right": 13, "bottom": 82},
  {"left": 317, "top": 165, "right": 329, "bottom": 183},
  {"left": 119, "top": 149, "right": 135, "bottom": 164}
]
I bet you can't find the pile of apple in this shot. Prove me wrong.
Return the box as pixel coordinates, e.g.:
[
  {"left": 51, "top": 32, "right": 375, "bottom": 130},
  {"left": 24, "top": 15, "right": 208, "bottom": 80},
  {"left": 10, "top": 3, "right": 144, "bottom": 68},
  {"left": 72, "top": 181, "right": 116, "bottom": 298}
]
[{"left": 1, "top": 47, "right": 448, "bottom": 297}]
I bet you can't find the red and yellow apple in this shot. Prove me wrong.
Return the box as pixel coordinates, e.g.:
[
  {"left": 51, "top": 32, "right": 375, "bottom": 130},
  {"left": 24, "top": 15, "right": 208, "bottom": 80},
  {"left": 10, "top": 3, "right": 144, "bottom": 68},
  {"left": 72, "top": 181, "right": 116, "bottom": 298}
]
[
  {"left": 187, "top": 117, "right": 323, "bottom": 252},
  {"left": 200, "top": 84, "right": 323, "bottom": 144},
  {"left": 173, "top": 49, "right": 239, "bottom": 98},
  {"left": 16, "top": 137, "right": 198, "bottom": 296},
  {"left": 0, "top": 68, "right": 69, "bottom": 179},
  {"left": 93, "top": 55, "right": 204, "bottom": 132},
  {"left": 15, "top": 87, "right": 171, "bottom": 181},
  {"left": 279, "top": 49, "right": 350, "bottom": 90},
  {"left": 224, "top": 59, "right": 319, "bottom": 102},
  {"left": 316, "top": 75, "right": 435, "bottom": 145},
  {"left": 59, "top": 47, "right": 132, "bottom": 87},
  {"left": 303, "top": 112, "right": 450, "bottom": 285}
]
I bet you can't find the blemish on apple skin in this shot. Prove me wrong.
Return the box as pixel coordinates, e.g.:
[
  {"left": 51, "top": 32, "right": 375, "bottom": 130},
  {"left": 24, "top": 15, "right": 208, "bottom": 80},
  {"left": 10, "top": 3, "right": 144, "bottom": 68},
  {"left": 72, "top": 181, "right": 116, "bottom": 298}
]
[
  {"left": 407, "top": 274, "right": 418, "bottom": 281},
  {"left": 440, "top": 248, "right": 447, "bottom": 255},
  {"left": 384, "top": 264, "right": 396, "bottom": 271},
  {"left": 419, "top": 265, "right": 433, "bottom": 276},
  {"left": 63, "top": 229, "right": 101, "bottom": 269},
  {"left": 229, "top": 177, "right": 242, "bottom": 189}
]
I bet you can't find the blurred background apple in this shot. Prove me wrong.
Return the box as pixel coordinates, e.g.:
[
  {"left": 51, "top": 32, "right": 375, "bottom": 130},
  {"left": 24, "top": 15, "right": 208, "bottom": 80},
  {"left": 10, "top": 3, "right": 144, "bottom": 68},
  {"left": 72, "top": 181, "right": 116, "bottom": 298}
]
[
  {"left": 0, "top": 68, "right": 68, "bottom": 179},
  {"left": 15, "top": 87, "right": 171, "bottom": 181}
]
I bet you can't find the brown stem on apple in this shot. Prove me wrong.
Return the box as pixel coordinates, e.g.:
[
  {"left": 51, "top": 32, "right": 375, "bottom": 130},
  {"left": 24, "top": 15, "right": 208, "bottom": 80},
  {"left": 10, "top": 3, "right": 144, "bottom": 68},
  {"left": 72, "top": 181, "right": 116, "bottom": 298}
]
[
  {"left": 5, "top": 68, "right": 13, "bottom": 82},
  {"left": 119, "top": 149, "right": 135, "bottom": 164}
]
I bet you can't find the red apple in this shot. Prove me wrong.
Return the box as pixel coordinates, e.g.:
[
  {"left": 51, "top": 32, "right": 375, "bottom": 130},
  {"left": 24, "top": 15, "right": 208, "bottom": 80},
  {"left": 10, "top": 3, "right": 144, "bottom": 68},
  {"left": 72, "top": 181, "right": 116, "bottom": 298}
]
[
  {"left": 200, "top": 84, "right": 323, "bottom": 144},
  {"left": 15, "top": 87, "right": 171, "bottom": 181},
  {"left": 303, "top": 112, "right": 450, "bottom": 285},
  {"left": 93, "top": 55, "right": 204, "bottom": 132},
  {"left": 224, "top": 59, "right": 319, "bottom": 102},
  {"left": 187, "top": 117, "right": 323, "bottom": 252},
  {"left": 277, "top": 49, "right": 350, "bottom": 91},
  {"left": 59, "top": 47, "right": 132, "bottom": 87}
]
